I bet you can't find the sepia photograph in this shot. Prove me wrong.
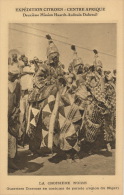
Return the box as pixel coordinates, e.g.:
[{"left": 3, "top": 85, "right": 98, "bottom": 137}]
[{"left": 8, "top": 23, "right": 116, "bottom": 176}]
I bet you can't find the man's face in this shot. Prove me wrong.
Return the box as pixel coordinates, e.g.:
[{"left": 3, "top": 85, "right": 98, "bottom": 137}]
[
  {"left": 49, "top": 52, "right": 59, "bottom": 65},
  {"left": 90, "top": 78, "right": 97, "bottom": 88},
  {"left": 84, "top": 66, "right": 89, "bottom": 73},
  {"left": 34, "top": 58, "right": 39, "bottom": 64},
  {"left": 24, "top": 60, "right": 28, "bottom": 65},
  {"left": 96, "top": 66, "right": 102, "bottom": 75},
  {"left": 74, "top": 64, "right": 83, "bottom": 74},
  {"left": 23, "top": 58, "right": 28, "bottom": 66},
  {"left": 105, "top": 72, "right": 112, "bottom": 81},
  {"left": 12, "top": 54, "right": 17, "bottom": 62},
  {"left": 106, "top": 85, "right": 114, "bottom": 96}
]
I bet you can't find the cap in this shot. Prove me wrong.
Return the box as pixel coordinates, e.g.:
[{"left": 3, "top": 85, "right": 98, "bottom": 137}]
[
  {"left": 73, "top": 58, "right": 83, "bottom": 67},
  {"left": 71, "top": 45, "right": 83, "bottom": 67},
  {"left": 46, "top": 34, "right": 59, "bottom": 57},
  {"left": 93, "top": 49, "right": 103, "bottom": 68}
]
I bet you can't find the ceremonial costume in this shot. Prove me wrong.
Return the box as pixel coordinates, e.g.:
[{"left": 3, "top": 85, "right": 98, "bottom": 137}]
[
  {"left": 59, "top": 45, "right": 88, "bottom": 161},
  {"left": 82, "top": 52, "right": 105, "bottom": 145},
  {"left": 104, "top": 75, "right": 116, "bottom": 143},
  {"left": 27, "top": 35, "right": 66, "bottom": 153}
]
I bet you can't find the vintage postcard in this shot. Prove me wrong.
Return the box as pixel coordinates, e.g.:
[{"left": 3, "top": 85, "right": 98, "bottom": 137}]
[{"left": 0, "top": 0, "right": 123, "bottom": 195}]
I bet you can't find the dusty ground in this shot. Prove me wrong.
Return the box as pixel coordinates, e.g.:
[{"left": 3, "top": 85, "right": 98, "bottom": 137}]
[{"left": 8, "top": 145, "right": 115, "bottom": 175}]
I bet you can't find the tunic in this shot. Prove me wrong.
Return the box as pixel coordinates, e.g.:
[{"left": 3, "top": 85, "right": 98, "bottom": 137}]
[{"left": 27, "top": 61, "right": 66, "bottom": 152}]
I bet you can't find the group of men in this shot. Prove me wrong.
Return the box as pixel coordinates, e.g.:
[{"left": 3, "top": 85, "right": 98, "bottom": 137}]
[{"left": 8, "top": 35, "right": 116, "bottom": 170}]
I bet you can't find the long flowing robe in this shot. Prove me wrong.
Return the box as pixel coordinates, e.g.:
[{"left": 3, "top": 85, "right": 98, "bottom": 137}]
[
  {"left": 59, "top": 82, "right": 89, "bottom": 152},
  {"left": 27, "top": 62, "right": 67, "bottom": 152},
  {"left": 27, "top": 62, "right": 85, "bottom": 153},
  {"left": 83, "top": 70, "right": 114, "bottom": 143},
  {"left": 104, "top": 81, "right": 116, "bottom": 142},
  {"left": 83, "top": 99, "right": 106, "bottom": 143}
]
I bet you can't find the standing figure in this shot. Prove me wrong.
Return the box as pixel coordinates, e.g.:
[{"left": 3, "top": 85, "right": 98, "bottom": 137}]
[
  {"left": 19, "top": 56, "right": 35, "bottom": 146},
  {"left": 104, "top": 71, "right": 116, "bottom": 151},
  {"left": 27, "top": 35, "right": 66, "bottom": 155},
  {"left": 59, "top": 45, "right": 89, "bottom": 162},
  {"left": 83, "top": 50, "right": 112, "bottom": 153},
  {"left": 8, "top": 66, "right": 20, "bottom": 170},
  {"left": 8, "top": 53, "right": 21, "bottom": 73}
]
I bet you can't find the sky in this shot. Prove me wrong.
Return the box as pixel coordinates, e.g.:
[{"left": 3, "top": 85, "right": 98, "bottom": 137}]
[{"left": 9, "top": 23, "right": 116, "bottom": 71}]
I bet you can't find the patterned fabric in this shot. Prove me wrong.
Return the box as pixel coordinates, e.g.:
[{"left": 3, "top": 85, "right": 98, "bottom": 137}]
[
  {"left": 30, "top": 107, "right": 40, "bottom": 128},
  {"left": 84, "top": 102, "right": 99, "bottom": 142},
  {"left": 41, "top": 93, "right": 57, "bottom": 148},
  {"left": 104, "top": 82, "right": 116, "bottom": 112},
  {"left": 83, "top": 100, "right": 106, "bottom": 143},
  {"left": 103, "top": 81, "right": 116, "bottom": 142},
  {"left": 59, "top": 100, "right": 84, "bottom": 152},
  {"left": 28, "top": 84, "right": 57, "bottom": 103},
  {"left": 85, "top": 71, "right": 105, "bottom": 103},
  {"left": 84, "top": 119, "right": 100, "bottom": 143},
  {"left": 83, "top": 91, "right": 115, "bottom": 143},
  {"left": 28, "top": 61, "right": 65, "bottom": 103},
  {"left": 28, "top": 90, "right": 84, "bottom": 152},
  {"left": 28, "top": 87, "right": 58, "bottom": 151},
  {"left": 103, "top": 116, "right": 115, "bottom": 142},
  {"left": 27, "top": 60, "right": 66, "bottom": 152}
]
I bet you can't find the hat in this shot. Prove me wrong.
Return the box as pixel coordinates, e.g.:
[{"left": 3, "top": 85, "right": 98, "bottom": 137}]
[
  {"left": 93, "top": 49, "right": 103, "bottom": 68},
  {"left": 73, "top": 58, "right": 83, "bottom": 67},
  {"left": 46, "top": 34, "right": 59, "bottom": 57},
  {"left": 71, "top": 45, "right": 83, "bottom": 67}
]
